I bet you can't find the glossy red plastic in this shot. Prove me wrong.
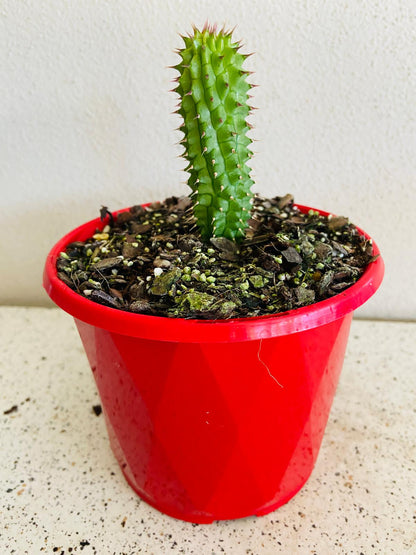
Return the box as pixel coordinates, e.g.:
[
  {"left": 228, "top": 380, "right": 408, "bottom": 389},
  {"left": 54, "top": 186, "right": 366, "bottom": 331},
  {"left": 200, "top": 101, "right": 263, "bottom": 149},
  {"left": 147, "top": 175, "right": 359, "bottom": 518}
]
[{"left": 43, "top": 205, "right": 384, "bottom": 523}]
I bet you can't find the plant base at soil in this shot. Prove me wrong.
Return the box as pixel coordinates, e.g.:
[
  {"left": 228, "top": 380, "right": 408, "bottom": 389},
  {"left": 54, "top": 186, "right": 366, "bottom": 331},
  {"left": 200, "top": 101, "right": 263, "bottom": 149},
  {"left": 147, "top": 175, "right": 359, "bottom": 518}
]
[{"left": 56, "top": 195, "right": 375, "bottom": 320}]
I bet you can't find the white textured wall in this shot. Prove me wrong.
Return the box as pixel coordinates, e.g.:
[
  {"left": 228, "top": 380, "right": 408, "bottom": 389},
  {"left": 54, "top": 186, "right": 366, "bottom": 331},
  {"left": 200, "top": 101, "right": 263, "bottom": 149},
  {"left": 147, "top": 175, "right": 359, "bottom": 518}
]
[{"left": 1, "top": 1, "right": 415, "bottom": 319}]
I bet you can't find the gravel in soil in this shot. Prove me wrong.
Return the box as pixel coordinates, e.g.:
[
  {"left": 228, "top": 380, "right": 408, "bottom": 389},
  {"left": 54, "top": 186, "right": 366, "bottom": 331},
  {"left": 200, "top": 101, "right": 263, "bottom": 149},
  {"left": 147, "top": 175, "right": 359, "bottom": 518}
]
[{"left": 56, "top": 195, "right": 376, "bottom": 320}]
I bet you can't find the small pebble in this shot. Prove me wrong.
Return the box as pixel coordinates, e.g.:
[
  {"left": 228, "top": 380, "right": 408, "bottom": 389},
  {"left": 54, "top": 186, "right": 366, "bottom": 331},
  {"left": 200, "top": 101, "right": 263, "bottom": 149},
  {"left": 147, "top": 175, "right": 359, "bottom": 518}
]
[{"left": 93, "top": 233, "right": 109, "bottom": 241}]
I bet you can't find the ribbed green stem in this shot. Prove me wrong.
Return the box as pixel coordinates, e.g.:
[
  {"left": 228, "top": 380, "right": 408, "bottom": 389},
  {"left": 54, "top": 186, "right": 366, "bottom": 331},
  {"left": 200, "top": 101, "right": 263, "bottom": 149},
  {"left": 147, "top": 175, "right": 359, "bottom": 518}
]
[{"left": 175, "top": 26, "right": 254, "bottom": 241}]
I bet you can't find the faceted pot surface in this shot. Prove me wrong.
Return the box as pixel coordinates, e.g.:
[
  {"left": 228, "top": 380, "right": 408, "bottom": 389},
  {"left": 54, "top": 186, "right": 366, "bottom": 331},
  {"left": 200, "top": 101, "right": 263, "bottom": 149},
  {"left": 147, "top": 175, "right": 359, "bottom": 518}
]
[{"left": 75, "top": 313, "right": 352, "bottom": 522}]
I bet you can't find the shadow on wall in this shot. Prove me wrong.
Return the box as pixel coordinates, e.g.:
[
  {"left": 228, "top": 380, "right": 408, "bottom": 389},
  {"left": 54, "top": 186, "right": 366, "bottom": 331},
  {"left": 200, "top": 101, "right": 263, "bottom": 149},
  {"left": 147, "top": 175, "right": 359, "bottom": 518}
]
[
  {"left": 1, "top": 92, "right": 170, "bottom": 307},
  {"left": 2, "top": 198, "right": 109, "bottom": 307}
]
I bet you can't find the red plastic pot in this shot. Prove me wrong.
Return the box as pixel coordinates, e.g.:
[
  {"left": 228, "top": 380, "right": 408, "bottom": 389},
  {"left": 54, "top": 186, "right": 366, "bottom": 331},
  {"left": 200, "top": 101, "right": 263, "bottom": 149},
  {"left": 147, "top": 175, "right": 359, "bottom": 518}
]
[{"left": 43, "top": 205, "right": 384, "bottom": 523}]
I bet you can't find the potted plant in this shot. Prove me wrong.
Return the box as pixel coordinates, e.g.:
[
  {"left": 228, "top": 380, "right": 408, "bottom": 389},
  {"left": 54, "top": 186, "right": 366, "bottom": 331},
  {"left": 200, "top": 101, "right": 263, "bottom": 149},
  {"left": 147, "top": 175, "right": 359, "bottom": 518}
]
[{"left": 43, "top": 25, "right": 384, "bottom": 523}]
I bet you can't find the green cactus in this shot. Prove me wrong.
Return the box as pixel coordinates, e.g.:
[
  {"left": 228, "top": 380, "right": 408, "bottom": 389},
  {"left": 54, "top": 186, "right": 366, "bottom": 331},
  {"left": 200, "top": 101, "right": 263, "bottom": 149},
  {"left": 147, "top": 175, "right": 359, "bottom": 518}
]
[{"left": 174, "top": 25, "right": 254, "bottom": 241}]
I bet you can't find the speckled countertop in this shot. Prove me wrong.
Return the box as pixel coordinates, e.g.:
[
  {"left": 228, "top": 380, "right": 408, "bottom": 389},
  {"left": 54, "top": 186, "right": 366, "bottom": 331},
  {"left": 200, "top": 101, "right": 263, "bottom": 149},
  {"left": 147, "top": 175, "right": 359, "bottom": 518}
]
[{"left": 1, "top": 307, "right": 415, "bottom": 554}]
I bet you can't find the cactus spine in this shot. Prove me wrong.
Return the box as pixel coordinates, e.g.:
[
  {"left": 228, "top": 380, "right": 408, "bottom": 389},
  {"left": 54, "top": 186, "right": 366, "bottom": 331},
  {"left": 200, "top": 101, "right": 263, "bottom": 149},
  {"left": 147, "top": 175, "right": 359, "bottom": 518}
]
[{"left": 174, "top": 25, "right": 254, "bottom": 241}]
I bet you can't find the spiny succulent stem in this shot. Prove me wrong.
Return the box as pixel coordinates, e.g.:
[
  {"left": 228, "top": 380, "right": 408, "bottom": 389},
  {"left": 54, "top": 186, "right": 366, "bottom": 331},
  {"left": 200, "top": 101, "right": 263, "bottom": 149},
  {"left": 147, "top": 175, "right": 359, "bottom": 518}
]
[{"left": 174, "top": 25, "right": 254, "bottom": 241}]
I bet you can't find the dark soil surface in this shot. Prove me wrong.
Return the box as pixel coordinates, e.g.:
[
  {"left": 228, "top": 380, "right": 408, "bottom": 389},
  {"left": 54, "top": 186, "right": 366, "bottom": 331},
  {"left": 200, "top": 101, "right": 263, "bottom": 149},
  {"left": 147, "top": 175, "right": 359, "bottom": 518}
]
[{"left": 56, "top": 194, "right": 376, "bottom": 320}]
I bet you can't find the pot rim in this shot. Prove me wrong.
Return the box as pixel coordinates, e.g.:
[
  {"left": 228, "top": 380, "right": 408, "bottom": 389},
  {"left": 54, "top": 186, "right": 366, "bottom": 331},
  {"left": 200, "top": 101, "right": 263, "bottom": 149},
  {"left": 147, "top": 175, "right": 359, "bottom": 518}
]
[{"left": 43, "top": 204, "right": 384, "bottom": 342}]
